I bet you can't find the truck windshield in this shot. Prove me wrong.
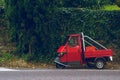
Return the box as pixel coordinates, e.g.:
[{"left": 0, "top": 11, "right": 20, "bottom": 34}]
[{"left": 68, "top": 36, "right": 79, "bottom": 47}]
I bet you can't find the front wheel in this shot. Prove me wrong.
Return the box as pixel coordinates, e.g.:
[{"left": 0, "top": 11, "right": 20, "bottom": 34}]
[
  {"left": 56, "top": 63, "right": 65, "bottom": 69},
  {"left": 95, "top": 60, "right": 105, "bottom": 69}
]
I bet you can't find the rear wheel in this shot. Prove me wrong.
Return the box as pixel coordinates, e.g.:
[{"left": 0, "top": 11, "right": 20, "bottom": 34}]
[{"left": 95, "top": 59, "right": 105, "bottom": 69}]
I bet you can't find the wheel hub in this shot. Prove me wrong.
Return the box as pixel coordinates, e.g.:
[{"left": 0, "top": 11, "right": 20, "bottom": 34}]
[{"left": 96, "top": 61, "right": 104, "bottom": 69}]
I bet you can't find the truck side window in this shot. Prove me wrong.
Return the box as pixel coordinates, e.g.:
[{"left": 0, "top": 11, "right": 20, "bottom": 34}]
[{"left": 69, "top": 36, "right": 78, "bottom": 47}]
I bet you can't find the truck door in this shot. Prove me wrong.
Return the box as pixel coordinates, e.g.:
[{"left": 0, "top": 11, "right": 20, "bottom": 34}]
[{"left": 66, "top": 36, "right": 82, "bottom": 63}]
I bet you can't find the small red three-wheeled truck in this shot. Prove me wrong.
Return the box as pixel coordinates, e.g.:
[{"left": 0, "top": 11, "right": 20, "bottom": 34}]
[{"left": 54, "top": 32, "right": 113, "bottom": 69}]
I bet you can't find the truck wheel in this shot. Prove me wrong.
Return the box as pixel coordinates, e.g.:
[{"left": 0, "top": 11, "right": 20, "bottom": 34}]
[
  {"left": 95, "top": 60, "right": 105, "bottom": 69},
  {"left": 56, "top": 63, "right": 65, "bottom": 69}
]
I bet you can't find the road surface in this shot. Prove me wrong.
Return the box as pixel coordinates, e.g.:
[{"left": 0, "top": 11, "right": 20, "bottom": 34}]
[{"left": 0, "top": 68, "right": 120, "bottom": 80}]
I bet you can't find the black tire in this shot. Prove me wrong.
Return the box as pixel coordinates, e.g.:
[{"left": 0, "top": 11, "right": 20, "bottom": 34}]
[
  {"left": 56, "top": 63, "right": 65, "bottom": 69},
  {"left": 95, "top": 59, "right": 105, "bottom": 69}
]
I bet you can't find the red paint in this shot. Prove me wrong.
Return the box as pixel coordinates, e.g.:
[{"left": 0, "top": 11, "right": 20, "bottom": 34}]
[{"left": 84, "top": 47, "right": 113, "bottom": 58}]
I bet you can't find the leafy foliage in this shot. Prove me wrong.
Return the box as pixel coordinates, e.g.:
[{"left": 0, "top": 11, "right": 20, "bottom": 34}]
[
  {"left": 4, "top": 0, "right": 120, "bottom": 62},
  {"left": 101, "top": 5, "right": 120, "bottom": 10},
  {"left": 0, "top": 0, "right": 5, "bottom": 7},
  {"left": 60, "top": 0, "right": 115, "bottom": 9},
  {"left": 0, "top": 53, "right": 14, "bottom": 63},
  {"left": 5, "top": 0, "right": 58, "bottom": 62}
]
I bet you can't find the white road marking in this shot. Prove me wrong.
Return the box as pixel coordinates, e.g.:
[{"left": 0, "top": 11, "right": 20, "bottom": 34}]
[{"left": 0, "top": 67, "right": 18, "bottom": 71}]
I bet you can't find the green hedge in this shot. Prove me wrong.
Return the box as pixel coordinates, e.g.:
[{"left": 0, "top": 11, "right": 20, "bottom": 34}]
[{"left": 55, "top": 9, "right": 120, "bottom": 44}]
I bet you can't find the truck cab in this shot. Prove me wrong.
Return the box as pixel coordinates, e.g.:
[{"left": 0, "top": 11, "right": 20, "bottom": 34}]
[{"left": 54, "top": 33, "right": 113, "bottom": 69}]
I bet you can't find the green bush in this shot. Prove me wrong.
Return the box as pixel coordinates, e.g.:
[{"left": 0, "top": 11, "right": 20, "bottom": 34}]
[
  {"left": 0, "top": 53, "right": 14, "bottom": 63},
  {"left": 55, "top": 9, "right": 120, "bottom": 44}
]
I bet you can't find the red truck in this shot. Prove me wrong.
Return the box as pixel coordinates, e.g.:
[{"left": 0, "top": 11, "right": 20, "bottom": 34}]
[{"left": 54, "top": 32, "right": 113, "bottom": 69}]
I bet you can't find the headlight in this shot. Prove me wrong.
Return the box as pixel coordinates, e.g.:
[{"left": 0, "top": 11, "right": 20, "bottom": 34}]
[
  {"left": 110, "top": 56, "right": 113, "bottom": 61},
  {"left": 58, "top": 52, "right": 65, "bottom": 57}
]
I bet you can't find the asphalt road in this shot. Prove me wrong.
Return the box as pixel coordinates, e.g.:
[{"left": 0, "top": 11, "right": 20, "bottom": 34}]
[{"left": 0, "top": 68, "right": 120, "bottom": 80}]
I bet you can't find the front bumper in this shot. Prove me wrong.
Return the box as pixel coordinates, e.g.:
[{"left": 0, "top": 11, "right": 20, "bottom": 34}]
[{"left": 54, "top": 57, "right": 69, "bottom": 67}]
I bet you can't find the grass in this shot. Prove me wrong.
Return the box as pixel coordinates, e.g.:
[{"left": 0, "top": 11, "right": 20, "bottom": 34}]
[
  {"left": 106, "top": 62, "right": 120, "bottom": 69},
  {"left": 101, "top": 5, "right": 120, "bottom": 11},
  {"left": 8, "top": 58, "right": 54, "bottom": 69},
  {"left": 0, "top": 53, "right": 54, "bottom": 69}
]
